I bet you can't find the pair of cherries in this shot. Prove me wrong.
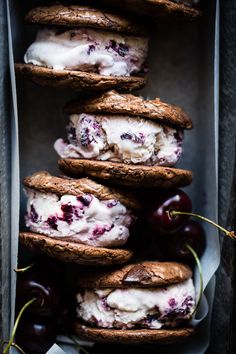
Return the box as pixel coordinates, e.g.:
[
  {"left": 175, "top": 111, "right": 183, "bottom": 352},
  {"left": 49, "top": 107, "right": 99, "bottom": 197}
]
[
  {"left": 11, "top": 258, "right": 71, "bottom": 354},
  {"left": 145, "top": 189, "right": 235, "bottom": 262}
]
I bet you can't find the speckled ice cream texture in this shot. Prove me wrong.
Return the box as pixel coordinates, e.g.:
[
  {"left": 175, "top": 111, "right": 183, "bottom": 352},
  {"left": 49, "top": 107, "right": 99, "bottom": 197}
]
[
  {"left": 25, "top": 189, "right": 134, "bottom": 247},
  {"left": 24, "top": 27, "right": 148, "bottom": 77},
  {"left": 54, "top": 114, "right": 183, "bottom": 166},
  {"left": 77, "top": 279, "right": 195, "bottom": 329}
]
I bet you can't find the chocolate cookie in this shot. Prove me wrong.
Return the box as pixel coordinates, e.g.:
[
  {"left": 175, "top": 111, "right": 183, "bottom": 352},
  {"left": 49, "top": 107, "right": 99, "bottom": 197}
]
[
  {"left": 92, "top": 0, "right": 201, "bottom": 19},
  {"left": 64, "top": 90, "right": 192, "bottom": 129},
  {"left": 74, "top": 323, "right": 194, "bottom": 344},
  {"left": 19, "top": 232, "right": 133, "bottom": 266},
  {"left": 77, "top": 261, "right": 192, "bottom": 288},
  {"left": 15, "top": 5, "right": 148, "bottom": 92},
  {"left": 14, "top": 64, "right": 146, "bottom": 93},
  {"left": 24, "top": 4, "right": 147, "bottom": 35},
  {"left": 58, "top": 159, "right": 193, "bottom": 188}
]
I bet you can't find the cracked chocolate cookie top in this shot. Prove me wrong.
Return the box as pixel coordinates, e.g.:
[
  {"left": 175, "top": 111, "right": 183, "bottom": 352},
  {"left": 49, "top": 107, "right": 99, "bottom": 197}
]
[
  {"left": 64, "top": 90, "right": 192, "bottom": 129},
  {"left": 23, "top": 171, "right": 141, "bottom": 210},
  {"left": 91, "top": 0, "right": 201, "bottom": 19},
  {"left": 76, "top": 261, "right": 192, "bottom": 288},
  {"left": 25, "top": 4, "right": 147, "bottom": 35}
]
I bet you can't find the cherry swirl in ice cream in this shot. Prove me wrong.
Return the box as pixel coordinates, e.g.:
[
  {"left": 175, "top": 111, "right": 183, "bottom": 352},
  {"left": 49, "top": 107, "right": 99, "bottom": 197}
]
[
  {"left": 25, "top": 188, "right": 134, "bottom": 247},
  {"left": 54, "top": 114, "right": 183, "bottom": 166},
  {"left": 24, "top": 28, "right": 148, "bottom": 77},
  {"left": 76, "top": 279, "right": 195, "bottom": 329}
]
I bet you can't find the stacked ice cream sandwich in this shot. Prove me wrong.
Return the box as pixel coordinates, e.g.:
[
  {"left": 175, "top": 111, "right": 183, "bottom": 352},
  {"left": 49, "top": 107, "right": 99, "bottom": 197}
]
[
  {"left": 20, "top": 171, "right": 141, "bottom": 265},
  {"left": 16, "top": 2, "right": 200, "bottom": 348},
  {"left": 15, "top": 4, "right": 148, "bottom": 92},
  {"left": 55, "top": 90, "right": 192, "bottom": 188},
  {"left": 75, "top": 262, "right": 195, "bottom": 344}
]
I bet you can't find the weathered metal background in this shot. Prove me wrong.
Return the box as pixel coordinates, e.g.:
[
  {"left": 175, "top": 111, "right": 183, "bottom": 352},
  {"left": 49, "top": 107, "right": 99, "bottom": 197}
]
[
  {"left": 0, "top": 0, "right": 11, "bottom": 351},
  {"left": 207, "top": 1, "right": 236, "bottom": 353}
]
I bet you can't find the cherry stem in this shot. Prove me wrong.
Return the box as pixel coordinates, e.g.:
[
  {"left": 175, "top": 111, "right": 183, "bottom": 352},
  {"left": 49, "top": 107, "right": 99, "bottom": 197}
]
[
  {"left": 170, "top": 210, "right": 236, "bottom": 240},
  {"left": 2, "top": 342, "right": 26, "bottom": 354},
  {"left": 69, "top": 335, "right": 91, "bottom": 354},
  {"left": 10, "top": 343, "right": 26, "bottom": 354},
  {"left": 14, "top": 263, "right": 35, "bottom": 273},
  {"left": 186, "top": 244, "right": 203, "bottom": 316},
  {"left": 3, "top": 298, "right": 36, "bottom": 354}
]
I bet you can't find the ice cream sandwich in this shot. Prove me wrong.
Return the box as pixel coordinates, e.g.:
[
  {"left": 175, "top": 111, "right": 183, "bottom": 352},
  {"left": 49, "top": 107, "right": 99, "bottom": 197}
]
[
  {"left": 15, "top": 4, "right": 148, "bottom": 92},
  {"left": 75, "top": 261, "right": 195, "bottom": 344},
  {"left": 55, "top": 90, "right": 193, "bottom": 187},
  {"left": 19, "top": 171, "right": 142, "bottom": 265}
]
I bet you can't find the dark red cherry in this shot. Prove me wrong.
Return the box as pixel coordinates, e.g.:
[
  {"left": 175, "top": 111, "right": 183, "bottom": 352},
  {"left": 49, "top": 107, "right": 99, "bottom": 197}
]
[
  {"left": 16, "top": 266, "right": 62, "bottom": 317},
  {"left": 15, "top": 315, "right": 57, "bottom": 354},
  {"left": 146, "top": 189, "right": 192, "bottom": 234},
  {"left": 160, "top": 220, "right": 206, "bottom": 262}
]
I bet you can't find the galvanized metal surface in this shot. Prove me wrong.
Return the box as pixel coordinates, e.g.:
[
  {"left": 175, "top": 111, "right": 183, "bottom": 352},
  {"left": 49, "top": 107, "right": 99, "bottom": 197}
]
[
  {"left": 0, "top": 0, "right": 11, "bottom": 349},
  {"left": 207, "top": 1, "right": 236, "bottom": 353}
]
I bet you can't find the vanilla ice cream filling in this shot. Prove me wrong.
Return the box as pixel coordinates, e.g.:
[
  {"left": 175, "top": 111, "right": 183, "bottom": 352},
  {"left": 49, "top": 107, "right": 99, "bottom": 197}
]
[
  {"left": 25, "top": 188, "right": 134, "bottom": 247},
  {"left": 24, "top": 27, "right": 148, "bottom": 77},
  {"left": 54, "top": 114, "right": 183, "bottom": 166},
  {"left": 77, "top": 279, "right": 195, "bottom": 329}
]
